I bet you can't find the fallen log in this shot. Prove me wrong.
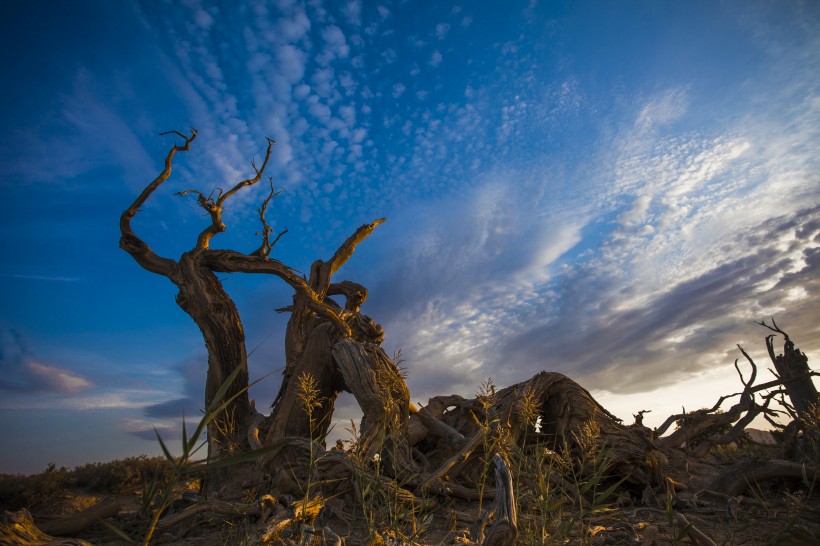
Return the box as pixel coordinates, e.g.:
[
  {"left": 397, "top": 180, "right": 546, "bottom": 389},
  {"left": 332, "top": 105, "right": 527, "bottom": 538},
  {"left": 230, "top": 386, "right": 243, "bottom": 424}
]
[
  {"left": 36, "top": 500, "right": 121, "bottom": 537},
  {"left": 1, "top": 509, "right": 92, "bottom": 546},
  {"left": 711, "top": 459, "right": 819, "bottom": 496}
]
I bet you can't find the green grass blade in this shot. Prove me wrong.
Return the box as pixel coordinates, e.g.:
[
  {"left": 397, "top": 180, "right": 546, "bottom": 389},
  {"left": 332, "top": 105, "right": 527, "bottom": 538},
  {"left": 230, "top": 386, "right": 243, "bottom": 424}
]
[
  {"left": 100, "top": 520, "right": 136, "bottom": 544},
  {"left": 153, "top": 427, "right": 175, "bottom": 464},
  {"left": 593, "top": 476, "right": 627, "bottom": 507},
  {"left": 181, "top": 414, "right": 190, "bottom": 459},
  {"left": 206, "top": 366, "right": 243, "bottom": 414},
  {"left": 185, "top": 439, "right": 297, "bottom": 473}
]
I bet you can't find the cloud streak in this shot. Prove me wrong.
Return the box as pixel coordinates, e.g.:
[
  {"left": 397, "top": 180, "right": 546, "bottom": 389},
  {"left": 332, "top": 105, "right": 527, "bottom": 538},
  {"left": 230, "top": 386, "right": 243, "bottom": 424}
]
[{"left": 0, "top": 328, "right": 93, "bottom": 396}]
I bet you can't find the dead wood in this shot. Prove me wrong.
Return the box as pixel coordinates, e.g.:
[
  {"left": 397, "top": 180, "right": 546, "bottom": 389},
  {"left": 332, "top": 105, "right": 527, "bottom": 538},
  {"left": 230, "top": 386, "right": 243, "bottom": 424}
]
[
  {"left": 155, "top": 498, "right": 267, "bottom": 531},
  {"left": 332, "top": 339, "right": 412, "bottom": 474},
  {"left": 120, "top": 132, "right": 277, "bottom": 463},
  {"left": 470, "top": 454, "right": 518, "bottom": 546},
  {"left": 711, "top": 459, "right": 819, "bottom": 496},
  {"left": 417, "top": 428, "right": 486, "bottom": 495},
  {"left": 675, "top": 513, "right": 717, "bottom": 546},
  {"left": 0, "top": 509, "right": 92, "bottom": 546},
  {"left": 654, "top": 323, "right": 818, "bottom": 467},
  {"left": 495, "top": 372, "right": 661, "bottom": 486},
  {"left": 254, "top": 495, "right": 325, "bottom": 544},
  {"left": 758, "top": 319, "right": 819, "bottom": 419},
  {"left": 36, "top": 500, "right": 121, "bottom": 537},
  {"left": 118, "top": 141, "right": 820, "bottom": 542},
  {"left": 415, "top": 406, "right": 465, "bottom": 450}
]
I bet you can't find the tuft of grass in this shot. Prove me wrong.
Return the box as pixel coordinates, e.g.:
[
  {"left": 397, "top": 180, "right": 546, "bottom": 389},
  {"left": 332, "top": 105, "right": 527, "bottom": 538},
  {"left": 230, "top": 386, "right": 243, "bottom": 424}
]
[
  {"left": 510, "top": 417, "right": 626, "bottom": 545},
  {"left": 296, "top": 371, "right": 324, "bottom": 542},
  {"left": 135, "top": 366, "right": 286, "bottom": 545}
]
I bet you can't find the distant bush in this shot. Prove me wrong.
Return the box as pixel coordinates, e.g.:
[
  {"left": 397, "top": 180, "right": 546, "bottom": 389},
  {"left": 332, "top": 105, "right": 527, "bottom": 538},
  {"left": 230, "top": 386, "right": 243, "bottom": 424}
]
[
  {"left": 71, "top": 455, "right": 175, "bottom": 492},
  {"left": 0, "top": 456, "right": 175, "bottom": 511},
  {"left": 0, "top": 463, "right": 72, "bottom": 510}
]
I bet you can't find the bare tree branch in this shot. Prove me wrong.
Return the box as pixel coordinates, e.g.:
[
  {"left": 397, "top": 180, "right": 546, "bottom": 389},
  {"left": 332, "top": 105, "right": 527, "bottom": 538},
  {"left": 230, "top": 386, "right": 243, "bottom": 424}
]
[
  {"left": 119, "top": 129, "right": 197, "bottom": 279},
  {"left": 327, "top": 217, "right": 387, "bottom": 278},
  {"left": 203, "top": 250, "right": 352, "bottom": 337},
  {"left": 177, "top": 137, "right": 276, "bottom": 251},
  {"left": 251, "top": 179, "right": 286, "bottom": 258}
]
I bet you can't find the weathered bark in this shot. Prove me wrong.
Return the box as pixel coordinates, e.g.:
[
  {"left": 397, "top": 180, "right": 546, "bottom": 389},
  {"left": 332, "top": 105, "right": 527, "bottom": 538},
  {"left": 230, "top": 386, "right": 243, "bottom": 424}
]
[
  {"left": 759, "top": 320, "right": 819, "bottom": 419},
  {"left": 175, "top": 252, "right": 251, "bottom": 454},
  {"left": 121, "top": 133, "right": 373, "bottom": 473},
  {"left": 262, "top": 219, "right": 389, "bottom": 487},
  {"left": 37, "top": 500, "right": 122, "bottom": 537},
  {"left": 448, "top": 372, "right": 663, "bottom": 487},
  {"left": 332, "top": 339, "right": 412, "bottom": 474},
  {"left": 711, "top": 459, "right": 819, "bottom": 496},
  {"left": 120, "top": 131, "right": 277, "bottom": 460},
  {"left": 263, "top": 324, "right": 344, "bottom": 491},
  {"left": 470, "top": 454, "right": 518, "bottom": 546},
  {"left": 271, "top": 219, "right": 386, "bottom": 416},
  {"left": 1, "top": 509, "right": 93, "bottom": 545}
]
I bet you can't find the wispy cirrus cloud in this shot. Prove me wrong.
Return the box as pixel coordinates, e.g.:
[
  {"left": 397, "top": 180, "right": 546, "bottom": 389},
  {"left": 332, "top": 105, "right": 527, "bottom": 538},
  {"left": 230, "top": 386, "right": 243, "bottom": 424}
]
[
  {"left": 350, "top": 81, "right": 820, "bottom": 416},
  {"left": 0, "top": 274, "right": 81, "bottom": 282}
]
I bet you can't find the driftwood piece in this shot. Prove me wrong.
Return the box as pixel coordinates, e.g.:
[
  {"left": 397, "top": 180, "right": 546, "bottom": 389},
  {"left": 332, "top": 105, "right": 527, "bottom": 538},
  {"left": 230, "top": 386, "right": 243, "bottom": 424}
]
[
  {"left": 470, "top": 454, "right": 518, "bottom": 546},
  {"left": 0, "top": 509, "right": 92, "bottom": 546},
  {"left": 36, "top": 500, "right": 121, "bottom": 537},
  {"left": 675, "top": 513, "right": 717, "bottom": 546},
  {"left": 711, "top": 459, "right": 819, "bottom": 496},
  {"left": 156, "top": 499, "right": 267, "bottom": 531},
  {"left": 258, "top": 496, "right": 325, "bottom": 542},
  {"left": 417, "top": 428, "right": 486, "bottom": 495},
  {"left": 417, "top": 406, "right": 465, "bottom": 449}
]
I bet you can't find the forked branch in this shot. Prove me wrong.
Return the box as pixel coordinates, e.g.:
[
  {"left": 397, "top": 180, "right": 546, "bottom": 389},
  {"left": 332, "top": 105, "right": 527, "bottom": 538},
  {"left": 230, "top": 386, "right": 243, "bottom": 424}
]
[
  {"left": 177, "top": 137, "right": 276, "bottom": 251},
  {"left": 119, "top": 129, "right": 197, "bottom": 278},
  {"left": 251, "top": 179, "right": 287, "bottom": 258}
]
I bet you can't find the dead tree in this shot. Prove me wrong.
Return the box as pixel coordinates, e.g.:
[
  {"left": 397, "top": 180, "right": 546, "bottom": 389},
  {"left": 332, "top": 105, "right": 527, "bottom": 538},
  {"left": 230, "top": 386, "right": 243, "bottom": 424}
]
[
  {"left": 119, "top": 131, "right": 362, "bottom": 466},
  {"left": 758, "top": 319, "right": 818, "bottom": 420},
  {"left": 656, "top": 322, "right": 818, "bottom": 459},
  {"left": 410, "top": 371, "right": 666, "bottom": 499},
  {"left": 120, "top": 136, "right": 817, "bottom": 541},
  {"left": 121, "top": 130, "right": 408, "bottom": 501},
  {"left": 261, "top": 219, "right": 417, "bottom": 485}
]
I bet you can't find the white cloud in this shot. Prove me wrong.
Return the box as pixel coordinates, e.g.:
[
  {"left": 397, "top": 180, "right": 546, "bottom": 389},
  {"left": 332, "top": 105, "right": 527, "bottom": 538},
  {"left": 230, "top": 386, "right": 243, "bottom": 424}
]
[
  {"left": 343, "top": 0, "right": 362, "bottom": 26},
  {"left": 26, "top": 362, "right": 92, "bottom": 394},
  {"left": 430, "top": 50, "right": 443, "bottom": 67},
  {"left": 318, "top": 25, "right": 350, "bottom": 65},
  {"left": 194, "top": 9, "right": 213, "bottom": 30},
  {"left": 435, "top": 23, "right": 451, "bottom": 40},
  {"left": 634, "top": 88, "right": 689, "bottom": 133}
]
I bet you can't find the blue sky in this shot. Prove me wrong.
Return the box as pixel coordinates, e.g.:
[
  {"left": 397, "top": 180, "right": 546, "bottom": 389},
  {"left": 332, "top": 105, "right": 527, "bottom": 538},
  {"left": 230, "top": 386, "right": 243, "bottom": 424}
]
[{"left": 1, "top": 0, "right": 818, "bottom": 474}]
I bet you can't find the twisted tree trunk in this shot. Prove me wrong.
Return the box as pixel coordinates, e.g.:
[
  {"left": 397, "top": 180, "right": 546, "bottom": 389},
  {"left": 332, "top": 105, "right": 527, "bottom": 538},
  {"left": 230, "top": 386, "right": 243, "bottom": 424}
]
[{"left": 174, "top": 252, "right": 251, "bottom": 454}]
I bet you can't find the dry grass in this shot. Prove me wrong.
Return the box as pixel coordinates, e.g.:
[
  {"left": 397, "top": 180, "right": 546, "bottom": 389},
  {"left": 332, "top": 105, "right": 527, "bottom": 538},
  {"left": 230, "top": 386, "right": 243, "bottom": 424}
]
[{"left": 1, "top": 433, "right": 818, "bottom": 545}]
